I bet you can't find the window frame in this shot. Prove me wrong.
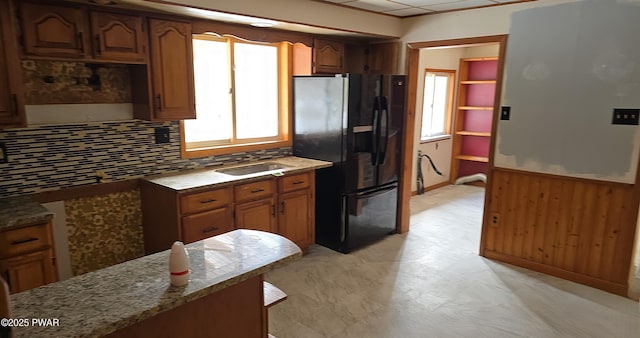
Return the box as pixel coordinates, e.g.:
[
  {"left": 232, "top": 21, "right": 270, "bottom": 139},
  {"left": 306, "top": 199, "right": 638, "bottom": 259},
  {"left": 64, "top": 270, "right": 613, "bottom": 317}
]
[
  {"left": 420, "top": 68, "right": 455, "bottom": 143},
  {"left": 180, "top": 35, "right": 292, "bottom": 158}
]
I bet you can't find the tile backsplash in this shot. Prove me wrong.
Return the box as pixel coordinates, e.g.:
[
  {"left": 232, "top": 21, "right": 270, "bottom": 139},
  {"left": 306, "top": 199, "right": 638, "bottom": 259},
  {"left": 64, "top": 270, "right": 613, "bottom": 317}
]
[{"left": 0, "top": 120, "right": 291, "bottom": 197}]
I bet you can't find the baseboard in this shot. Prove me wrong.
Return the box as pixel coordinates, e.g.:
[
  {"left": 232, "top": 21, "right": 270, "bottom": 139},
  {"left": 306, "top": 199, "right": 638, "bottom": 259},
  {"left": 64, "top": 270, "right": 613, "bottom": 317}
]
[
  {"left": 483, "top": 250, "right": 628, "bottom": 297},
  {"left": 411, "top": 181, "right": 451, "bottom": 196}
]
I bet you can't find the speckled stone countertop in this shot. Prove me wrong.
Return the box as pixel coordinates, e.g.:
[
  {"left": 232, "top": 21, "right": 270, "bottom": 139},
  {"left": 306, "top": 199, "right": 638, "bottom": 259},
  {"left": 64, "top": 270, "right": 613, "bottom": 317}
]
[
  {"left": 144, "top": 156, "right": 333, "bottom": 192},
  {"left": 10, "top": 229, "right": 302, "bottom": 338},
  {"left": 0, "top": 196, "right": 54, "bottom": 232}
]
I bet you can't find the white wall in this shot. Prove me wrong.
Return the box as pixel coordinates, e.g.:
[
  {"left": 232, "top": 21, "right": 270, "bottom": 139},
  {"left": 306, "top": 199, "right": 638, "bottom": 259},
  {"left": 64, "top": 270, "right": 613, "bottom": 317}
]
[{"left": 496, "top": 0, "right": 640, "bottom": 184}]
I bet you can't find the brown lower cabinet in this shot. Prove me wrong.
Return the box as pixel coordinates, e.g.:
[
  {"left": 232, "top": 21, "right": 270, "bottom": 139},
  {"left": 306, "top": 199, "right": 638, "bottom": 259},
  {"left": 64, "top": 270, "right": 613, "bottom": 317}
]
[
  {"left": 0, "top": 221, "right": 58, "bottom": 294},
  {"left": 141, "top": 170, "right": 316, "bottom": 254}
]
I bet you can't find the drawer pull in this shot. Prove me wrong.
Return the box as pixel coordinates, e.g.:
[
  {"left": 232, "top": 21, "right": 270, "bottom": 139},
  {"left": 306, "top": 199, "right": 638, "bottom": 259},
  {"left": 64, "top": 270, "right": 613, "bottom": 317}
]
[
  {"left": 251, "top": 189, "right": 265, "bottom": 193},
  {"left": 292, "top": 181, "right": 305, "bottom": 185},
  {"left": 11, "top": 237, "right": 39, "bottom": 245},
  {"left": 271, "top": 204, "right": 276, "bottom": 217},
  {"left": 201, "top": 226, "right": 219, "bottom": 234},
  {"left": 200, "top": 199, "right": 217, "bottom": 204}
]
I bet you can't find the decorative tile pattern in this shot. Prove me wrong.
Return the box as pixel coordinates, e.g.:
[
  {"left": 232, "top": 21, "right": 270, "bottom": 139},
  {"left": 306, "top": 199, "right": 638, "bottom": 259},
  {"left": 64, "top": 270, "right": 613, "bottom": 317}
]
[
  {"left": 64, "top": 189, "right": 144, "bottom": 276},
  {"left": 10, "top": 230, "right": 302, "bottom": 338},
  {"left": 22, "top": 60, "right": 132, "bottom": 104},
  {"left": 0, "top": 120, "right": 292, "bottom": 197}
]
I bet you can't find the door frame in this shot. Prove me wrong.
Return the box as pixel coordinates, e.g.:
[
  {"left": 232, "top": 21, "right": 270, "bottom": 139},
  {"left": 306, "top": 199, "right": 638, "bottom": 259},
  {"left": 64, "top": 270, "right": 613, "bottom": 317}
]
[{"left": 398, "top": 35, "right": 508, "bottom": 247}]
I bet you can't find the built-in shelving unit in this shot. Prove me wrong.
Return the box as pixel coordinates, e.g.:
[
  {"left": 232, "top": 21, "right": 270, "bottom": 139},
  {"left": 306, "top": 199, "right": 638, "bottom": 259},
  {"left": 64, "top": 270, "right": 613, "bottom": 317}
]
[{"left": 451, "top": 57, "right": 498, "bottom": 183}]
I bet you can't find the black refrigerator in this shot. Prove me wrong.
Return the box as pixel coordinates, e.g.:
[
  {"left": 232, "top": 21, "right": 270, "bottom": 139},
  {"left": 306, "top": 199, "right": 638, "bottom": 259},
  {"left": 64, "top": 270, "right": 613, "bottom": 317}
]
[{"left": 293, "top": 74, "right": 406, "bottom": 253}]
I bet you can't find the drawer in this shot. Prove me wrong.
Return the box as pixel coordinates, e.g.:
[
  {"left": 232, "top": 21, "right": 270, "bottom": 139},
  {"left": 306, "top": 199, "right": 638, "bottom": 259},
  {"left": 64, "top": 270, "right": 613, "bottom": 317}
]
[
  {"left": 182, "top": 207, "right": 234, "bottom": 243},
  {"left": 234, "top": 179, "right": 275, "bottom": 203},
  {"left": 279, "top": 172, "right": 311, "bottom": 193},
  {"left": 0, "top": 223, "right": 51, "bottom": 258},
  {"left": 180, "top": 187, "right": 232, "bottom": 214}
]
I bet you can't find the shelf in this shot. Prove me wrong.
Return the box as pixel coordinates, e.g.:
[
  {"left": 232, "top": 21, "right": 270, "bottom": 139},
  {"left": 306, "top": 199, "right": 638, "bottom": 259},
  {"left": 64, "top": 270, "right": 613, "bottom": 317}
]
[
  {"left": 460, "top": 80, "right": 496, "bottom": 85},
  {"left": 456, "top": 131, "right": 491, "bottom": 137},
  {"left": 459, "top": 106, "right": 494, "bottom": 111},
  {"left": 455, "top": 155, "right": 489, "bottom": 163}
]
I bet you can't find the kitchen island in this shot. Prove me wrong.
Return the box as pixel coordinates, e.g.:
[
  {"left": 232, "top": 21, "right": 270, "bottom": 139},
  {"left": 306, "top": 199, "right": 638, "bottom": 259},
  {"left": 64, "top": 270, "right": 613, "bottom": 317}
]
[{"left": 8, "top": 229, "right": 301, "bottom": 338}]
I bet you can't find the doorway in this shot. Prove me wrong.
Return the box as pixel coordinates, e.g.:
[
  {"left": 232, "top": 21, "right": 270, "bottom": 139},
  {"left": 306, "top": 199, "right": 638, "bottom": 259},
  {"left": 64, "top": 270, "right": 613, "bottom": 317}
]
[{"left": 398, "top": 35, "right": 507, "bottom": 254}]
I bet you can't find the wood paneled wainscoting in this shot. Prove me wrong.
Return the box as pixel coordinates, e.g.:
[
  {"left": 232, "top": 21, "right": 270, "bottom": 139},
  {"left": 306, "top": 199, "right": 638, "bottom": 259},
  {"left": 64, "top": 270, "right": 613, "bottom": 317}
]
[{"left": 481, "top": 168, "right": 639, "bottom": 296}]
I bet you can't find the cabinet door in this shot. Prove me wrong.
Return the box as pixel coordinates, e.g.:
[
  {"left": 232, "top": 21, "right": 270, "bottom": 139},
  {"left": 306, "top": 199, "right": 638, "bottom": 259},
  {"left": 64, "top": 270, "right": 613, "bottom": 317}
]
[
  {"left": 90, "top": 11, "right": 146, "bottom": 62},
  {"left": 313, "top": 38, "right": 344, "bottom": 74},
  {"left": 182, "top": 207, "right": 234, "bottom": 243},
  {"left": 235, "top": 198, "right": 277, "bottom": 233},
  {"left": 0, "top": 0, "right": 25, "bottom": 128},
  {"left": 367, "top": 42, "right": 399, "bottom": 75},
  {"left": 278, "top": 189, "right": 313, "bottom": 249},
  {"left": 20, "top": 2, "right": 89, "bottom": 58},
  {"left": 2, "top": 250, "right": 56, "bottom": 294},
  {"left": 148, "top": 19, "right": 195, "bottom": 120}
]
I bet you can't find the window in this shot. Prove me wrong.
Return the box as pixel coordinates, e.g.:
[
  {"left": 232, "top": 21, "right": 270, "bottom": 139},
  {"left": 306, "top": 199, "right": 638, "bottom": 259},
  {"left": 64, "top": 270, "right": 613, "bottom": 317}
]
[
  {"left": 420, "top": 69, "right": 455, "bottom": 141},
  {"left": 181, "top": 35, "right": 291, "bottom": 157}
]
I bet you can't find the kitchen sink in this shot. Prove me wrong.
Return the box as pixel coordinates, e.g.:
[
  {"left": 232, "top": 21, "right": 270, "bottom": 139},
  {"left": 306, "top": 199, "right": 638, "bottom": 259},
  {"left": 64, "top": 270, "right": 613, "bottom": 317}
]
[{"left": 216, "top": 162, "right": 291, "bottom": 176}]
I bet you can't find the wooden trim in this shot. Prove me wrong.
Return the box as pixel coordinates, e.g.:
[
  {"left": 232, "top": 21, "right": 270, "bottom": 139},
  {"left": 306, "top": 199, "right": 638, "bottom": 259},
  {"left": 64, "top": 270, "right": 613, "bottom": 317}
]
[
  {"left": 180, "top": 37, "right": 292, "bottom": 159},
  {"left": 492, "top": 167, "right": 635, "bottom": 189},
  {"left": 484, "top": 250, "right": 628, "bottom": 296},
  {"left": 192, "top": 20, "right": 314, "bottom": 46},
  {"left": 408, "top": 35, "right": 507, "bottom": 50},
  {"left": 398, "top": 46, "right": 420, "bottom": 234},
  {"left": 30, "top": 179, "right": 140, "bottom": 203},
  {"left": 420, "top": 68, "right": 456, "bottom": 138},
  {"left": 480, "top": 34, "right": 508, "bottom": 257},
  {"left": 411, "top": 181, "right": 450, "bottom": 196}
]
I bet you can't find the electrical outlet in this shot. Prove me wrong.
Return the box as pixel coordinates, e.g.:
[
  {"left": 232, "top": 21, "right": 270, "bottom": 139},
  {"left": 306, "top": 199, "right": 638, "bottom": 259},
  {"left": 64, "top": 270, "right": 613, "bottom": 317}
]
[
  {"left": 491, "top": 212, "right": 500, "bottom": 227},
  {"left": 612, "top": 108, "right": 639, "bottom": 125},
  {"left": 154, "top": 127, "right": 170, "bottom": 144},
  {"left": 500, "top": 106, "right": 511, "bottom": 120}
]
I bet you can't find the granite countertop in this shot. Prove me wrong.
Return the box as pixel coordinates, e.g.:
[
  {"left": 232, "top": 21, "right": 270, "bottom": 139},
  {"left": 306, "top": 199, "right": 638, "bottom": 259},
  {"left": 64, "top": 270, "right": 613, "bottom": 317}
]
[
  {"left": 0, "top": 196, "right": 54, "bottom": 232},
  {"left": 10, "top": 229, "right": 302, "bottom": 338},
  {"left": 143, "top": 156, "right": 333, "bottom": 192}
]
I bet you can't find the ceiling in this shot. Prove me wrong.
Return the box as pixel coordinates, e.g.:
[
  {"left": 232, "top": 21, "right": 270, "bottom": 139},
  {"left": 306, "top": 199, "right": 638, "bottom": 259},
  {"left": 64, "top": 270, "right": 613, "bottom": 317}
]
[{"left": 315, "top": 0, "right": 531, "bottom": 17}]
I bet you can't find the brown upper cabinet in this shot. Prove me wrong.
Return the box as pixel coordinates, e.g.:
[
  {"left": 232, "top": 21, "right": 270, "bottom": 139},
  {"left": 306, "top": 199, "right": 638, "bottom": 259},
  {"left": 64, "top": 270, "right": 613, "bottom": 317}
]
[
  {"left": 313, "top": 38, "right": 344, "bottom": 74},
  {"left": 19, "top": 2, "right": 147, "bottom": 63},
  {"left": 147, "top": 19, "right": 195, "bottom": 120},
  {"left": 367, "top": 42, "right": 399, "bottom": 75},
  {"left": 0, "top": 0, "right": 25, "bottom": 128},
  {"left": 90, "top": 12, "right": 146, "bottom": 62}
]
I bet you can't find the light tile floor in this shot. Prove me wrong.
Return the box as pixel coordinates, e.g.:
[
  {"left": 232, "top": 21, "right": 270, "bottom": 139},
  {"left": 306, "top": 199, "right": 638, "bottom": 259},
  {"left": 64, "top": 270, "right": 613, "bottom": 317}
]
[{"left": 266, "top": 185, "right": 640, "bottom": 338}]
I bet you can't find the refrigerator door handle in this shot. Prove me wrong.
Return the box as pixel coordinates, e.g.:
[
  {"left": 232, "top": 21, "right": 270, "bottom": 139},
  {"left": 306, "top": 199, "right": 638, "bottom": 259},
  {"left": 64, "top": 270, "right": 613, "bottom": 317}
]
[
  {"left": 378, "top": 96, "right": 390, "bottom": 166},
  {"left": 351, "top": 184, "right": 397, "bottom": 200},
  {"left": 340, "top": 195, "right": 347, "bottom": 242},
  {"left": 371, "top": 96, "right": 381, "bottom": 166}
]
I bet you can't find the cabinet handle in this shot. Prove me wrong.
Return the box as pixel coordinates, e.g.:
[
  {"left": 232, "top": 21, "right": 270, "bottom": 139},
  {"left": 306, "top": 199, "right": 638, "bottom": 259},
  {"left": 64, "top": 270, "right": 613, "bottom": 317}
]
[
  {"left": 199, "top": 199, "right": 217, "bottom": 204},
  {"left": 11, "top": 237, "right": 39, "bottom": 245},
  {"left": 201, "top": 226, "right": 219, "bottom": 234},
  {"left": 155, "top": 94, "right": 162, "bottom": 111},
  {"left": 95, "top": 35, "right": 102, "bottom": 55},
  {"left": 292, "top": 181, "right": 305, "bottom": 185},
  {"left": 271, "top": 204, "right": 276, "bottom": 217},
  {"left": 77, "top": 32, "right": 84, "bottom": 52},
  {"left": 250, "top": 189, "right": 264, "bottom": 194},
  {"left": 280, "top": 201, "right": 285, "bottom": 214}
]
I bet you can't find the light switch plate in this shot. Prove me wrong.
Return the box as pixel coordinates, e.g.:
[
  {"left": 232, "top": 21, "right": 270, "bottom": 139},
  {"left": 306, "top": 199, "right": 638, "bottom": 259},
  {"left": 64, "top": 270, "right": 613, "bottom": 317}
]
[
  {"left": 612, "top": 108, "right": 639, "bottom": 125},
  {"left": 500, "top": 106, "right": 511, "bottom": 120}
]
